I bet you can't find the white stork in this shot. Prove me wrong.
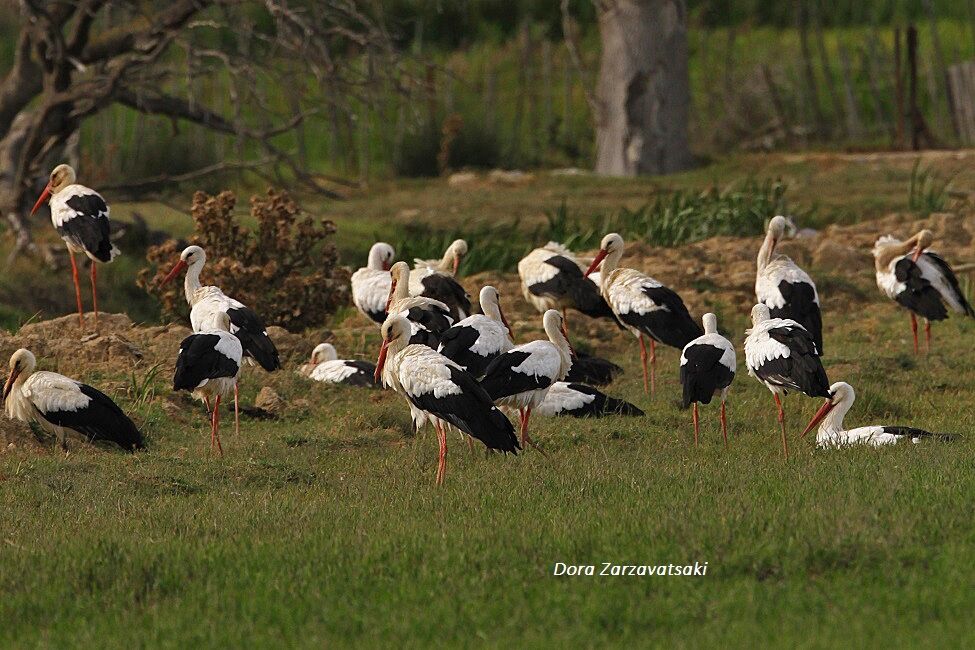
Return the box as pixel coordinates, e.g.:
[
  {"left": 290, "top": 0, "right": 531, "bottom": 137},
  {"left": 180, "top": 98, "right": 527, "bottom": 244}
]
[
  {"left": 351, "top": 242, "right": 395, "bottom": 324},
  {"left": 301, "top": 343, "right": 377, "bottom": 387},
  {"left": 173, "top": 311, "right": 243, "bottom": 454},
  {"left": 536, "top": 382, "right": 643, "bottom": 418},
  {"left": 873, "top": 229, "right": 974, "bottom": 354},
  {"left": 801, "top": 381, "right": 954, "bottom": 448},
  {"left": 375, "top": 315, "right": 519, "bottom": 485},
  {"left": 3, "top": 348, "right": 143, "bottom": 452},
  {"left": 518, "top": 241, "right": 617, "bottom": 323},
  {"left": 387, "top": 261, "right": 453, "bottom": 347},
  {"left": 563, "top": 352, "right": 624, "bottom": 386},
  {"left": 680, "top": 313, "right": 736, "bottom": 447},
  {"left": 756, "top": 215, "right": 823, "bottom": 354},
  {"left": 744, "top": 304, "right": 830, "bottom": 458},
  {"left": 585, "top": 233, "right": 702, "bottom": 395},
  {"left": 411, "top": 239, "right": 471, "bottom": 320},
  {"left": 437, "top": 285, "right": 513, "bottom": 378},
  {"left": 30, "top": 164, "right": 119, "bottom": 327},
  {"left": 479, "top": 309, "right": 573, "bottom": 451}
]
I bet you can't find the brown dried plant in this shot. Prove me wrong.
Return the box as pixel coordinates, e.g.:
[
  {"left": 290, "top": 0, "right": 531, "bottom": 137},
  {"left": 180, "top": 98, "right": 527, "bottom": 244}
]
[{"left": 138, "top": 189, "right": 349, "bottom": 330}]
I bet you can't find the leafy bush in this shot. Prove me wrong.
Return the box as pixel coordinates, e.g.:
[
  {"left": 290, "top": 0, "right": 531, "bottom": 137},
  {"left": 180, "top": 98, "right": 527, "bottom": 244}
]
[{"left": 138, "top": 189, "right": 349, "bottom": 330}]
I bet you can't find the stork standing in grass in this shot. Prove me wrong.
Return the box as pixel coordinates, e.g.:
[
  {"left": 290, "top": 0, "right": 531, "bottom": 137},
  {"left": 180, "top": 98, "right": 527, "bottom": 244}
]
[
  {"left": 352, "top": 242, "right": 396, "bottom": 324},
  {"left": 680, "top": 313, "right": 736, "bottom": 447},
  {"left": 387, "top": 262, "right": 453, "bottom": 347},
  {"left": 3, "top": 349, "right": 143, "bottom": 452},
  {"left": 437, "top": 285, "right": 513, "bottom": 378},
  {"left": 173, "top": 312, "right": 242, "bottom": 454},
  {"left": 536, "top": 382, "right": 644, "bottom": 418},
  {"left": 411, "top": 239, "right": 471, "bottom": 320},
  {"left": 801, "top": 381, "right": 954, "bottom": 448},
  {"left": 585, "top": 233, "right": 702, "bottom": 395},
  {"left": 300, "top": 343, "right": 377, "bottom": 387},
  {"left": 518, "top": 241, "right": 617, "bottom": 324},
  {"left": 756, "top": 216, "right": 823, "bottom": 355},
  {"left": 375, "top": 315, "right": 518, "bottom": 485},
  {"left": 873, "top": 230, "right": 974, "bottom": 354},
  {"left": 30, "top": 164, "right": 119, "bottom": 327},
  {"left": 744, "top": 304, "right": 830, "bottom": 458},
  {"left": 479, "top": 309, "right": 573, "bottom": 451}
]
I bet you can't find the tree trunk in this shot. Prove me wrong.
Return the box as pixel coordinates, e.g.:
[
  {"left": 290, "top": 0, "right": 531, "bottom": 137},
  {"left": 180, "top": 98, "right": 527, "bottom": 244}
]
[{"left": 594, "top": 0, "right": 692, "bottom": 176}]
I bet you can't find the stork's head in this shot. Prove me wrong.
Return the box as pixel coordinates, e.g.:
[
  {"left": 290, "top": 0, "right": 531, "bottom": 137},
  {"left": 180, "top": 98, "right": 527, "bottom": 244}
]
[
  {"left": 161, "top": 245, "right": 206, "bottom": 285},
  {"left": 750, "top": 303, "right": 771, "bottom": 326},
  {"left": 446, "top": 239, "right": 468, "bottom": 275},
  {"left": 766, "top": 215, "right": 787, "bottom": 253},
  {"left": 30, "top": 164, "right": 77, "bottom": 216},
  {"left": 911, "top": 229, "right": 935, "bottom": 261},
  {"left": 311, "top": 343, "right": 337, "bottom": 365},
  {"left": 801, "top": 381, "right": 855, "bottom": 437},
  {"left": 386, "top": 261, "right": 410, "bottom": 309},
  {"left": 3, "top": 349, "right": 36, "bottom": 400},
  {"left": 542, "top": 309, "right": 573, "bottom": 357},
  {"left": 702, "top": 312, "right": 718, "bottom": 335},
  {"left": 479, "top": 285, "right": 511, "bottom": 337},
  {"left": 368, "top": 242, "right": 396, "bottom": 271},
  {"left": 375, "top": 316, "right": 411, "bottom": 382},
  {"left": 585, "top": 233, "right": 624, "bottom": 278}
]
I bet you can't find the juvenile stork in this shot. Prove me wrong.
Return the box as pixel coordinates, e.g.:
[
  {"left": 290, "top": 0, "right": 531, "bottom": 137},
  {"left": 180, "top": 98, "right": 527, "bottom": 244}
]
[
  {"left": 375, "top": 315, "right": 519, "bottom": 485},
  {"left": 536, "top": 382, "right": 644, "bottom": 418},
  {"left": 744, "top": 304, "right": 830, "bottom": 458},
  {"left": 30, "top": 164, "right": 119, "bottom": 327},
  {"left": 437, "top": 285, "right": 513, "bottom": 378},
  {"left": 801, "top": 382, "right": 953, "bottom": 448},
  {"left": 873, "top": 230, "right": 974, "bottom": 353},
  {"left": 173, "top": 312, "right": 243, "bottom": 454},
  {"left": 518, "top": 242, "right": 617, "bottom": 323},
  {"left": 301, "top": 343, "right": 377, "bottom": 387},
  {"left": 680, "top": 313, "right": 736, "bottom": 447},
  {"left": 756, "top": 215, "right": 823, "bottom": 354},
  {"left": 387, "top": 261, "right": 453, "bottom": 347},
  {"left": 351, "top": 242, "right": 395, "bottom": 324},
  {"left": 411, "top": 239, "right": 471, "bottom": 320},
  {"left": 585, "top": 233, "right": 702, "bottom": 395},
  {"left": 479, "top": 309, "right": 573, "bottom": 450},
  {"left": 3, "top": 349, "right": 143, "bottom": 451}
]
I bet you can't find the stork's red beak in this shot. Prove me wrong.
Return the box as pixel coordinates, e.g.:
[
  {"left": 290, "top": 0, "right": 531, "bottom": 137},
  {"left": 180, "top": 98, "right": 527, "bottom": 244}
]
[
  {"left": 3, "top": 368, "right": 21, "bottom": 400},
  {"left": 499, "top": 306, "right": 513, "bottom": 341},
  {"left": 374, "top": 339, "right": 390, "bottom": 383},
  {"left": 452, "top": 256, "right": 461, "bottom": 275},
  {"left": 30, "top": 184, "right": 52, "bottom": 216},
  {"left": 382, "top": 261, "right": 392, "bottom": 271},
  {"left": 385, "top": 279, "right": 397, "bottom": 311},
  {"left": 161, "top": 259, "right": 188, "bottom": 286},
  {"left": 801, "top": 398, "right": 835, "bottom": 438},
  {"left": 584, "top": 250, "right": 607, "bottom": 278},
  {"left": 561, "top": 321, "right": 575, "bottom": 357},
  {"left": 911, "top": 245, "right": 923, "bottom": 262}
]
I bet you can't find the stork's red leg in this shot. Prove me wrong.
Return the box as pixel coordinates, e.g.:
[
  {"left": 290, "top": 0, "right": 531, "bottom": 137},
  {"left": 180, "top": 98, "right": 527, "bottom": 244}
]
[
  {"left": 68, "top": 253, "right": 84, "bottom": 327},
  {"left": 89, "top": 261, "right": 98, "bottom": 326},
  {"left": 925, "top": 321, "right": 931, "bottom": 353},
  {"left": 234, "top": 383, "right": 240, "bottom": 435},
  {"left": 910, "top": 313, "right": 918, "bottom": 355},
  {"left": 435, "top": 420, "right": 447, "bottom": 486},
  {"left": 518, "top": 406, "right": 546, "bottom": 456},
  {"left": 720, "top": 399, "right": 729, "bottom": 448},
  {"left": 773, "top": 393, "right": 788, "bottom": 459},
  {"left": 639, "top": 335, "right": 649, "bottom": 395},
  {"left": 692, "top": 402, "right": 699, "bottom": 447},
  {"left": 649, "top": 338, "right": 656, "bottom": 396},
  {"left": 212, "top": 394, "right": 224, "bottom": 456}
]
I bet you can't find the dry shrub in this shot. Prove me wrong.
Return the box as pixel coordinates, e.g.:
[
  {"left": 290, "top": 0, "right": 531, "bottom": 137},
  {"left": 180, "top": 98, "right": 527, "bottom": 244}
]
[{"left": 138, "top": 189, "right": 349, "bottom": 331}]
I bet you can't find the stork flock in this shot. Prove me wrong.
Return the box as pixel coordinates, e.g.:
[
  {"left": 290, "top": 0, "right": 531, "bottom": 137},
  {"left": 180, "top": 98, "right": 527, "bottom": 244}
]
[{"left": 2, "top": 165, "right": 969, "bottom": 484}]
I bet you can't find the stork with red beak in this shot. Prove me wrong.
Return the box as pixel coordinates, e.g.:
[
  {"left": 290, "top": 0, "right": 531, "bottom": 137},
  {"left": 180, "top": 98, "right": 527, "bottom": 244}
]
[
  {"left": 410, "top": 239, "right": 471, "bottom": 321},
  {"left": 351, "top": 242, "right": 396, "bottom": 324},
  {"left": 437, "top": 285, "right": 514, "bottom": 378},
  {"left": 31, "top": 164, "right": 119, "bottom": 327}
]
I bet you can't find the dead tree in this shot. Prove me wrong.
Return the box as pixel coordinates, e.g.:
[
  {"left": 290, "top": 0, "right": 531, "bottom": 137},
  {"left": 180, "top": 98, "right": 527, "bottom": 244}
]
[{"left": 0, "top": 0, "right": 402, "bottom": 258}]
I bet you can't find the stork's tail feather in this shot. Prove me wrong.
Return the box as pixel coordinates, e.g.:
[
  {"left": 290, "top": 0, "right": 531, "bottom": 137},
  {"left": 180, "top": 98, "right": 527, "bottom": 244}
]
[{"left": 565, "top": 354, "right": 623, "bottom": 386}]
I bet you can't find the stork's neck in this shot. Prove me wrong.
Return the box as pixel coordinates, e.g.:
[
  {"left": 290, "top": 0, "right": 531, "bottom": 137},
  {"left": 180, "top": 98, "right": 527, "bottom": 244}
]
[
  {"left": 435, "top": 250, "right": 454, "bottom": 273},
  {"left": 757, "top": 231, "right": 776, "bottom": 272},
  {"left": 544, "top": 318, "right": 573, "bottom": 379},
  {"left": 598, "top": 248, "right": 623, "bottom": 288},
  {"left": 367, "top": 248, "right": 386, "bottom": 270},
  {"left": 819, "top": 396, "right": 854, "bottom": 435},
  {"left": 703, "top": 314, "right": 718, "bottom": 334},
  {"left": 874, "top": 238, "right": 918, "bottom": 273},
  {"left": 183, "top": 260, "right": 204, "bottom": 305},
  {"left": 482, "top": 296, "right": 502, "bottom": 323},
  {"left": 393, "top": 272, "right": 410, "bottom": 301},
  {"left": 4, "top": 371, "right": 33, "bottom": 421}
]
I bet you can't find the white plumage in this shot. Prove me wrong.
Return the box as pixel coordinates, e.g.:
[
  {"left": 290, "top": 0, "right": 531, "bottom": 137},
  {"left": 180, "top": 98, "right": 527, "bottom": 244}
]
[
  {"left": 436, "top": 286, "right": 513, "bottom": 376},
  {"left": 352, "top": 242, "right": 396, "bottom": 323}
]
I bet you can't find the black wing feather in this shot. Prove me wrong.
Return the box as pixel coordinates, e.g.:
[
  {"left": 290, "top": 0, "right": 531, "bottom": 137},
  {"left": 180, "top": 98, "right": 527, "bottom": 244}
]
[
  {"left": 680, "top": 344, "right": 735, "bottom": 408},
  {"left": 226, "top": 307, "right": 281, "bottom": 371},
  {"left": 438, "top": 324, "right": 500, "bottom": 378},
  {"left": 59, "top": 194, "right": 114, "bottom": 262},
  {"left": 419, "top": 274, "right": 471, "bottom": 321},
  {"left": 768, "top": 280, "right": 823, "bottom": 355},
  {"left": 922, "top": 252, "right": 975, "bottom": 317},
  {"left": 38, "top": 384, "right": 144, "bottom": 451},
  {"left": 340, "top": 360, "right": 379, "bottom": 387},
  {"left": 173, "top": 333, "right": 240, "bottom": 391},
  {"left": 757, "top": 326, "right": 830, "bottom": 398},
  {"left": 619, "top": 286, "right": 703, "bottom": 350},
  {"left": 530, "top": 256, "right": 619, "bottom": 322},
  {"left": 479, "top": 350, "right": 552, "bottom": 401},
  {"left": 553, "top": 383, "right": 644, "bottom": 417},
  {"left": 882, "top": 425, "right": 956, "bottom": 443},
  {"left": 564, "top": 352, "right": 623, "bottom": 386},
  {"left": 893, "top": 258, "right": 949, "bottom": 321}
]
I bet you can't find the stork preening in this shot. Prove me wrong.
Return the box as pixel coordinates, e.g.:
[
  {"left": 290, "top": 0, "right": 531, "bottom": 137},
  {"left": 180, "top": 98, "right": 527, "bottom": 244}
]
[
  {"left": 411, "top": 239, "right": 471, "bottom": 320},
  {"left": 479, "top": 309, "right": 573, "bottom": 451},
  {"left": 173, "top": 312, "right": 243, "bottom": 454},
  {"left": 351, "top": 242, "right": 395, "bottom": 324},
  {"left": 585, "top": 233, "right": 702, "bottom": 395},
  {"left": 680, "top": 313, "right": 736, "bottom": 447},
  {"left": 744, "top": 304, "right": 830, "bottom": 458},
  {"left": 756, "top": 216, "right": 823, "bottom": 355},
  {"left": 437, "top": 286, "right": 513, "bottom": 377},
  {"left": 873, "top": 230, "right": 974, "bottom": 354},
  {"left": 3, "top": 349, "right": 143, "bottom": 452},
  {"left": 801, "top": 381, "right": 954, "bottom": 448},
  {"left": 375, "top": 315, "right": 519, "bottom": 485},
  {"left": 518, "top": 242, "right": 617, "bottom": 324},
  {"left": 301, "top": 343, "right": 377, "bottom": 387},
  {"left": 30, "top": 164, "right": 119, "bottom": 327},
  {"left": 536, "top": 382, "right": 644, "bottom": 418},
  {"left": 387, "top": 262, "right": 453, "bottom": 347}
]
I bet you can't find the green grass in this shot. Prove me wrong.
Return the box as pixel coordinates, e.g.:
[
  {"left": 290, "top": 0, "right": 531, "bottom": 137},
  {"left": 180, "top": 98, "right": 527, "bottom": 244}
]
[{"left": 2, "top": 298, "right": 975, "bottom": 646}]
